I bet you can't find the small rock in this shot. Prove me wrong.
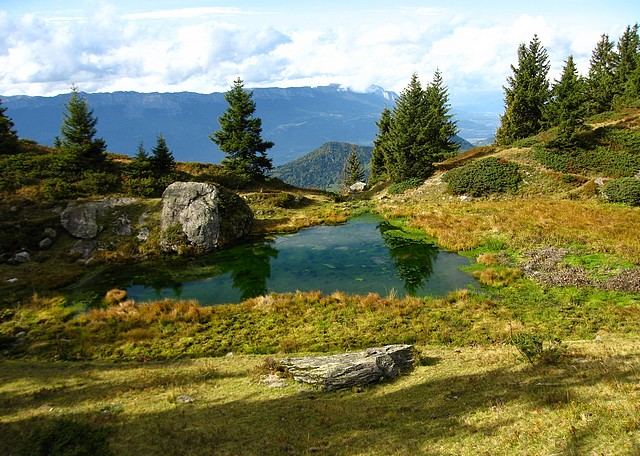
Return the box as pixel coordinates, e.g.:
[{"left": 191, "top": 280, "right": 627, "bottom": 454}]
[
  {"left": 113, "top": 213, "right": 133, "bottom": 236},
  {"left": 39, "top": 237, "right": 53, "bottom": 250},
  {"left": 349, "top": 181, "right": 367, "bottom": 192},
  {"left": 594, "top": 177, "right": 606, "bottom": 187},
  {"left": 595, "top": 335, "right": 602, "bottom": 342},
  {"left": 225, "top": 352, "right": 234, "bottom": 358},
  {"left": 13, "top": 251, "right": 31, "bottom": 263},
  {"left": 261, "top": 374, "right": 288, "bottom": 388},
  {"left": 68, "top": 240, "right": 97, "bottom": 261},
  {"left": 6, "top": 278, "right": 18, "bottom": 283},
  {"left": 175, "top": 394, "right": 194, "bottom": 404},
  {"left": 136, "top": 226, "right": 150, "bottom": 242},
  {"left": 459, "top": 195, "right": 471, "bottom": 202},
  {"left": 43, "top": 228, "right": 57, "bottom": 239}
]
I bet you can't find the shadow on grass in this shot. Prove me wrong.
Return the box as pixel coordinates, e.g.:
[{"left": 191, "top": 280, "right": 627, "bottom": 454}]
[{"left": 1, "top": 351, "right": 638, "bottom": 455}]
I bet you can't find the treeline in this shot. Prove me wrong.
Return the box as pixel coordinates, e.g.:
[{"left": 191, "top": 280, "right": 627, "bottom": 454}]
[
  {"left": 0, "top": 78, "right": 274, "bottom": 199},
  {"left": 497, "top": 24, "right": 640, "bottom": 147},
  {"left": 370, "top": 71, "right": 458, "bottom": 184}
]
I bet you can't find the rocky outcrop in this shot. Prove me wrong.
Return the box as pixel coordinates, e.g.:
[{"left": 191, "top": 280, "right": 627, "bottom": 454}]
[
  {"left": 61, "top": 204, "right": 99, "bottom": 239},
  {"left": 160, "top": 182, "right": 253, "bottom": 253},
  {"left": 60, "top": 198, "right": 138, "bottom": 239},
  {"left": 278, "top": 345, "right": 414, "bottom": 391}
]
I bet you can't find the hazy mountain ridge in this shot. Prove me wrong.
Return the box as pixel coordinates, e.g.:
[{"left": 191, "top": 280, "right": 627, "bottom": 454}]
[
  {"left": 272, "top": 136, "right": 473, "bottom": 190},
  {"left": 3, "top": 86, "right": 486, "bottom": 166},
  {"left": 271, "top": 142, "right": 374, "bottom": 190}
]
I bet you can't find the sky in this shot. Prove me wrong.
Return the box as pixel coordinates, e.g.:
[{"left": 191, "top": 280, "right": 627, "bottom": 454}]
[{"left": 0, "top": 0, "right": 638, "bottom": 105}]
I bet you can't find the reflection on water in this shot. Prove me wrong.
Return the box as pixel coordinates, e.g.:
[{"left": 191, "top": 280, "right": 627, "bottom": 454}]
[{"left": 95, "top": 214, "right": 477, "bottom": 305}]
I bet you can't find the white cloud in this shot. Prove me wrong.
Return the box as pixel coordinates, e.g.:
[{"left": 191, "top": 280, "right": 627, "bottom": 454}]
[{"left": 0, "top": 3, "right": 631, "bottom": 99}]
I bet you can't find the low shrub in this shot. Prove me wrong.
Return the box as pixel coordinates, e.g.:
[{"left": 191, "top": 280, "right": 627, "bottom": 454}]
[
  {"left": 511, "top": 332, "right": 565, "bottom": 365},
  {"left": 601, "top": 177, "right": 640, "bottom": 206},
  {"left": 387, "top": 177, "right": 423, "bottom": 195},
  {"left": 443, "top": 157, "right": 522, "bottom": 196}
]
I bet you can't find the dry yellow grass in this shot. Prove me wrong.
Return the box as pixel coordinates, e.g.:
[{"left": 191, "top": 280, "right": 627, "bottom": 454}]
[{"left": 380, "top": 198, "right": 640, "bottom": 262}]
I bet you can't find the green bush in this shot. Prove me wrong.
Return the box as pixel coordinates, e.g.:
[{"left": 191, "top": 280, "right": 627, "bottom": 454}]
[
  {"left": 533, "top": 127, "right": 640, "bottom": 178},
  {"left": 602, "top": 177, "right": 640, "bottom": 206},
  {"left": 75, "top": 170, "right": 121, "bottom": 195},
  {"left": 387, "top": 177, "right": 423, "bottom": 195},
  {"left": 41, "top": 178, "right": 76, "bottom": 200},
  {"left": 443, "top": 157, "right": 522, "bottom": 196}
]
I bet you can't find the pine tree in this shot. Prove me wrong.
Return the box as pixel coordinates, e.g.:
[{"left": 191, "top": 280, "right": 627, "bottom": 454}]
[
  {"left": 211, "top": 78, "right": 274, "bottom": 178},
  {"left": 342, "top": 145, "right": 365, "bottom": 188},
  {"left": 496, "top": 35, "right": 550, "bottom": 145},
  {"left": 0, "top": 98, "right": 19, "bottom": 154},
  {"left": 128, "top": 142, "right": 152, "bottom": 178},
  {"left": 370, "top": 108, "right": 393, "bottom": 182},
  {"left": 547, "top": 56, "right": 587, "bottom": 147},
  {"left": 615, "top": 25, "right": 639, "bottom": 94},
  {"left": 587, "top": 34, "right": 618, "bottom": 113},
  {"left": 424, "top": 69, "right": 459, "bottom": 160},
  {"left": 386, "top": 73, "right": 430, "bottom": 181},
  {"left": 58, "top": 86, "right": 106, "bottom": 165},
  {"left": 150, "top": 135, "right": 175, "bottom": 175},
  {"left": 135, "top": 142, "right": 149, "bottom": 161}
]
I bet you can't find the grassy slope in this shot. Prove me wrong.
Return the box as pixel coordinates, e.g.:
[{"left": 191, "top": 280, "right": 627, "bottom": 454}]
[{"left": 1, "top": 337, "right": 639, "bottom": 455}]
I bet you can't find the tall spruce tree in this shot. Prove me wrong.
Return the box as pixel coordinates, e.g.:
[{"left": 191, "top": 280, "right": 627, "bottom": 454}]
[
  {"left": 370, "top": 108, "right": 393, "bottom": 182},
  {"left": 211, "top": 78, "right": 274, "bottom": 178},
  {"left": 547, "top": 56, "right": 587, "bottom": 146},
  {"left": 0, "top": 98, "right": 19, "bottom": 154},
  {"left": 342, "top": 145, "right": 365, "bottom": 188},
  {"left": 425, "top": 69, "right": 459, "bottom": 160},
  {"left": 150, "top": 135, "right": 175, "bottom": 175},
  {"left": 58, "top": 86, "right": 106, "bottom": 165},
  {"left": 496, "top": 35, "right": 550, "bottom": 145},
  {"left": 616, "top": 24, "right": 640, "bottom": 102},
  {"left": 386, "top": 73, "right": 430, "bottom": 181},
  {"left": 587, "top": 34, "right": 618, "bottom": 113}
]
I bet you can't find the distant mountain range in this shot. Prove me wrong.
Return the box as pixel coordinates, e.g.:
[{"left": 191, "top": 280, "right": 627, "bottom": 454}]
[
  {"left": 2, "top": 85, "right": 492, "bottom": 166},
  {"left": 272, "top": 137, "right": 473, "bottom": 190}
]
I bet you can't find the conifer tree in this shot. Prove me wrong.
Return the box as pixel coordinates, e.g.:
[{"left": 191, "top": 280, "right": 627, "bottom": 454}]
[
  {"left": 370, "top": 108, "right": 393, "bottom": 182},
  {"left": 342, "top": 145, "right": 365, "bottom": 188},
  {"left": 129, "top": 142, "right": 152, "bottom": 178},
  {"left": 425, "top": 69, "right": 459, "bottom": 160},
  {"left": 587, "top": 34, "right": 618, "bottom": 113},
  {"left": 547, "top": 56, "right": 587, "bottom": 147},
  {"left": 0, "top": 98, "right": 19, "bottom": 154},
  {"left": 150, "top": 135, "right": 175, "bottom": 175},
  {"left": 615, "top": 24, "right": 639, "bottom": 93},
  {"left": 386, "top": 73, "right": 430, "bottom": 180},
  {"left": 211, "top": 78, "right": 274, "bottom": 178},
  {"left": 496, "top": 35, "right": 550, "bottom": 145},
  {"left": 58, "top": 86, "right": 106, "bottom": 165}
]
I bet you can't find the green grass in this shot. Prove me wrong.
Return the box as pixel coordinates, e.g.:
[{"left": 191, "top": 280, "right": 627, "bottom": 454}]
[
  {"left": 1, "top": 280, "right": 638, "bottom": 362},
  {"left": 1, "top": 338, "right": 639, "bottom": 455}
]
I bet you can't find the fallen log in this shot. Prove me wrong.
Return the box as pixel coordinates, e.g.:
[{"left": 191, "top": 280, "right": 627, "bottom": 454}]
[{"left": 279, "top": 344, "right": 414, "bottom": 391}]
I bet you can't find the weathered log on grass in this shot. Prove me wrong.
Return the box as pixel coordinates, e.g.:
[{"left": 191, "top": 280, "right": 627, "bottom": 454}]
[{"left": 279, "top": 344, "right": 414, "bottom": 391}]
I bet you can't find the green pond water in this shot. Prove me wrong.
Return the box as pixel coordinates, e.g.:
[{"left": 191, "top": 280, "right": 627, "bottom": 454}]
[{"left": 105, "top": 214, "right": 477, "bottom": 305}]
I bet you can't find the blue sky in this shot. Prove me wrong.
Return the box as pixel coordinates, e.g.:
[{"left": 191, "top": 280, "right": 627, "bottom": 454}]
[{"left": 0, "top": 0, "right": 638, "bottom": 102}]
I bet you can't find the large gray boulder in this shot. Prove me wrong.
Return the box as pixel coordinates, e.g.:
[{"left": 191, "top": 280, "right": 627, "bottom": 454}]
[
  {"left": 279, "top": 344, "right": 414, "bottom": 391},
  {"left": 60, "top": 203, "right": 99, "bottom": 239},
  {"left": 60, "top": 198, "right": 139, "bottom": 239},
  {"left": 160, "top": 182, "right": 253, "bottom": 253}
]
